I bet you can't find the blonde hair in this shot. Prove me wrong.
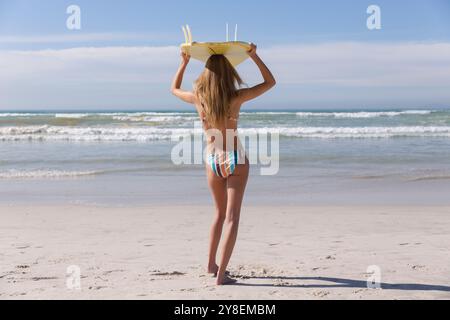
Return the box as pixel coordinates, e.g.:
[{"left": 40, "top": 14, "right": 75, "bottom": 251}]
[{"left": 194, "top": 55, "right": 244, "bottom": 127}]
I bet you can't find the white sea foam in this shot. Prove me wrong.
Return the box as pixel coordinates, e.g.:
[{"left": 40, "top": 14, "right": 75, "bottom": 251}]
[
  {"left": 240, "top": 126, "right": 450, "bottom": 138},
  {"left": 112, "top": 115, "right": 196, "bottom": 122},
  {"left": 54, "top": 113, "right": 90, "bottom": 118},
  {"left": 0, "top": 112, "right": 197, "bottom": 119},
  {"left": 0, "top": 113, "right": 44, "bottom": 117},
  {"left": 0, "top": 126, "right": 199, "bottom": 141},
  {"left": 1, "top": 125, "right": 450, "bottom": 141},
  {"left": 0, "top": 169, "right": 98, "bottom": 179},
  {"left": 0, "top": 110, "right": 437, "bottom": 121},
  {"left": 104, "top": 112, "right": 196, "bottom": 119},
  {"left": 296, "top": 110, "right": 434, "bottom": 118},
  {"left": 240, "top": 112, "right": 293, "bottom": 115},
  {"left": 103, "top": 112, "right": 195, "bottom": 116}
]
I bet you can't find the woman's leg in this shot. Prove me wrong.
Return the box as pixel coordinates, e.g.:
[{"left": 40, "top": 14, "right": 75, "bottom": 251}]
[
  {"left": 206, "top": 168, "right": 228, "bottom": 274},
  {"left": 217, "top": 159, "right": 249, "bottom": 285}
]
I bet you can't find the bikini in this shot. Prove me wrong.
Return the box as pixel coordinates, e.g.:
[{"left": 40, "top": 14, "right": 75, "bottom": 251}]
[
  {"left": 200, "top": 103, "right": 241, "bottom": 178},
  {"left": 208, "top": 150, "right": 239, "bottom": 178}
]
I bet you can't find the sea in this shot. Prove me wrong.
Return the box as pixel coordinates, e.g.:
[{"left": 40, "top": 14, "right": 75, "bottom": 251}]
[{"left": 1, "top": 108, "right": 450, "bottom": 206}]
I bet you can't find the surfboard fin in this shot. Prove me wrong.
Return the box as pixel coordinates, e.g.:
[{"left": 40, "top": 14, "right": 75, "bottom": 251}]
[
  {"left": 181, "top": 26, "right": 188, "bottom": 44},
  {"left": 226, "top": 23, "right": 229, "bottom": 42},
  {"left": 186, "top": 25, "right": 193, "bottom": 43},
  {"left": 225, "top": 23, "right": 238, "bottom": 42},
  {"left": 181, "top": 25, "right": 193, "bottom": 44}
]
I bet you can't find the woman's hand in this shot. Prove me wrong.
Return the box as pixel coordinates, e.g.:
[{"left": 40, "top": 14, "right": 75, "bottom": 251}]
[
  {"left": 247, "top": 43, "right": 257, "bottom": 58},
  {"left": 181, "top": 51, "right": 190, "bottom": 65}
]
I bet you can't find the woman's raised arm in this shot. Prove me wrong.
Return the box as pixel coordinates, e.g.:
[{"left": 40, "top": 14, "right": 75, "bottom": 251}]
[
  {"left": 238, "top": 44, "right": 276, "bottom": 103},
  {"left": 170, "top": 52, "right": 196, "bottom": 104}
]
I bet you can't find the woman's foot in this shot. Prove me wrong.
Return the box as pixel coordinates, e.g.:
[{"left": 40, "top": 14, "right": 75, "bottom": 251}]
[
  {"left": 207, "top": 264, "right": 219, "bottom": 275},
  {"left": 207, "top": 264, "right": 229, "bottom": 277},
  {"left": 216, "top": 274, "right": 237, "bottom": 285}
]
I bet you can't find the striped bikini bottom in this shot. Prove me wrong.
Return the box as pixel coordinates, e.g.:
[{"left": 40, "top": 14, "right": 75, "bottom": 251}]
[{"left": 207, "top": 150, "right": 239, "bottom": 178}]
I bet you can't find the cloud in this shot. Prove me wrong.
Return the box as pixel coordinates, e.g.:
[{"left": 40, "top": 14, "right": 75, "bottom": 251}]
[
  {"left": 0, "top": 32, "right": 169, "bottom": 44},
  {"left": 1, "top": 42, "right": 450, "bottom": 109},
  {"left": 0, "top": 46, "right": 180, "bottom": 83},
  {"left": 255, "top": 42, "right": 450, "bottom": 87},
  {"left": 0, "top": 46, "right": 185, "bottom": 109}
]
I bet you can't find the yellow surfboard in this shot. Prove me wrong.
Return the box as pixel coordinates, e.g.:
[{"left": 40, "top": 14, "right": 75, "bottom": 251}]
[
  {"left": 181, "top": 41, "right": 252, "bottom": 67},
  {"left": 180, "top": 24, "right": 251, "bottom": 66}
]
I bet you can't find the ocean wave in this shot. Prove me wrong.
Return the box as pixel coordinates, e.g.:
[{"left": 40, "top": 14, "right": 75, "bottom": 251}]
[
  {"left": 111, "top": 115, "right": 197, "bottom": 122},
  {"left": 296, "top": 110, "right": 434, "bottom": 118},
  {"left": 54, "top": 113, "right": 91, "bottom": 119},
  {"left": 240, "top": 112, "right": 293, "bottom": 115},
  {"left": 102, "top": 112, "right": 196, "bottom": 116},
  {"left": 0, "top": 126, "right": 197, "bottom": 141},
  {"left": 0, "top": 112, "right": 199, "bottom": 124},
  {"left": 1, "top": 125, "right": 450, "bottom": 141},
  {"left": 0, "top": 113, "right": 46, "bottom": 117},
  {"left": 353, "top": 172, "right": 450, "bottom": 181},
  {"left": 0, "top": 169, "right": 98, "bottom": 179},
  {"left": 0, "top": 110, "right": 437, "bottom": 118},
  {"left": 263, "top": 126, "right": 450, "bottom": 138},
  {"left": 409, "top": 175, "right": 450, "bottom": 182}
]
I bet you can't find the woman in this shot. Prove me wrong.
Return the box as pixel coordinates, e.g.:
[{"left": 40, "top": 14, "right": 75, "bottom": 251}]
[{"left": 171, "top": 44, "right": 276, "bottom": 285}]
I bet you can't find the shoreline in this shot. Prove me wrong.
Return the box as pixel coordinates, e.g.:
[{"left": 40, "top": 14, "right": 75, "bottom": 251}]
[{"left": 2, "top": 204, "right": 450, "bottom": 299}]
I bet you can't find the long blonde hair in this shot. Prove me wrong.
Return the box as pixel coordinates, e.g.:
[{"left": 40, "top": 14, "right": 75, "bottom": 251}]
[{"left": 194, "top": 55, "right": 244, "bottom": 127}]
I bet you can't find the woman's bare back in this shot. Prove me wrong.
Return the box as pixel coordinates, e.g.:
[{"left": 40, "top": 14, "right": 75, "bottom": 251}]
[{"left": 195, "top": 94, "right": 244, "bottom": 153}]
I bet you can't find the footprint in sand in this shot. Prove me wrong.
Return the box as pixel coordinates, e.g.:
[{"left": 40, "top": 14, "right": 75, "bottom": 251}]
[
  {"left": 311, "top": 267, "right": 329, "bottom": 271},
  {"left": 274, "top": 279, "right": 291, "bottom": 287},
  {"left": 150, "top": 271, "right": 185, "bottom": 276},
  {"left": 0, "top": 271, "right": 14, "bottom": 279},
  {"left": 180, "top": 288, "right": 197, "bottom": 292},
  {"left": 353, "top": 289, "right": 366, "bottom": 294},
  {"left": 411, "top": 265, "right": 426, "bottom": 270},
  {"left": 312, "top": 290, "right": 330, "bottom": 298},
  {"left": 269, "top": 290, "right": 279, "bottom": 295},
  {"left": 102, "top": 269, "right": 125, "bottom": 276},
  {"left": 400, "top": 242, "right": 423, "bottom": 247},
  {"left": 14, "top": 244, "right": 31, "bottom": 250},
  {"left": 10, "top": 292, "right": 27, "bottom": 297},
  {"left": 268, "top": 243, "right": 280, "bottom": 246},
  {"left": 88, "top": 286, "right": 107, "bottom": 290},
  {"left": 31, "top": 276, "right": 58, "bottom": 281}
]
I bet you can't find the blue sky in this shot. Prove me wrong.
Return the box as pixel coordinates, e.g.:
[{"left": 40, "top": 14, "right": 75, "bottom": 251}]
[{"left": 1, "top": 0, "right": 450, "bottom": 110}]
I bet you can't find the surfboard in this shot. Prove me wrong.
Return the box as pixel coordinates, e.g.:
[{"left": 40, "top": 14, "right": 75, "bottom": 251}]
[{"left": 181, "top": 41, "right": 252, "bottom": 67}]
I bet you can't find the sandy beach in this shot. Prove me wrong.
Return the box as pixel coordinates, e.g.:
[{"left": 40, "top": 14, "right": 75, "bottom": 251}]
[{"left": 1, "top": 204, "right": 449, "bottom": 300}]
